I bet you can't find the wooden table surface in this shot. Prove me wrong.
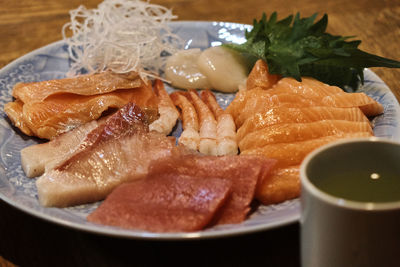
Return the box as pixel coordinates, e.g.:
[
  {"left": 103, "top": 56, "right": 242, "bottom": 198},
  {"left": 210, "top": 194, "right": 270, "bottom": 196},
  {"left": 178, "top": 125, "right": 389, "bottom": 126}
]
[{"left": 1, "top": 0, "right": 399, "bottom": 266}]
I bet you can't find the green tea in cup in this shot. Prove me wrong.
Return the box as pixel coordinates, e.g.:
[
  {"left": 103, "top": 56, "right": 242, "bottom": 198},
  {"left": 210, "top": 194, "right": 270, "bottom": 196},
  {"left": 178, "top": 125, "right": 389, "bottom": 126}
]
[
  {"left": 306, "top": 138, "right": 400, "bottom": 203},
  {"left": 300, "top": 137, "right": 400, "bottom": 267}
]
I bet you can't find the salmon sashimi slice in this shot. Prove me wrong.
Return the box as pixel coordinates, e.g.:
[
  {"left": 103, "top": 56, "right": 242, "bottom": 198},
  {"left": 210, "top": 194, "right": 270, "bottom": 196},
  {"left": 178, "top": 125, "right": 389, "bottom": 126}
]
[
  {"left": 12, "top": 71, "right": 144, "bottom": 103},
  {"left": 7, "top": 82, "right": 158, "bottom": 140},
  {"left": 146, "top": 153, "right": 277, "bottom": 225},
  {"left": 234, "top": 92, "right": 321, "bottom": 127},
  {"left": 21, "top": 120, "right": 100, "bottom": 178},
  {"left": 246, "top": 59, "right": 280, "bottom": 90},
  {"left": 255, "top": 165, "right": 300, "bottom": 205},
  {"left": 320, "top": 93, "right": 384, "bottom": 116},
  {"left": 36, "top": 103, "right": 176, "bottom": 207},
  {"left": 241, "top": 132, "right": 373, "bottom": 168},
  {"left": 239, "top": 120, "right": 373, "bottom": 151},
  {"left": 87, "top": 174, "right": 232, "bottom": 232},
  {"left": 271, "top": 77, "right": 383, "bottom": 116},
  {"left": 237, "top": 106, "right": 370, "bottom": 141},
  {"left": 268, "top": 77, "right": 344, "bottom": 97},
  {"left": 4, "top": 100, "right": 33, "bottom": 136},
  {"left": 227, "top": 80, "right": 383, "bottom": 127}
]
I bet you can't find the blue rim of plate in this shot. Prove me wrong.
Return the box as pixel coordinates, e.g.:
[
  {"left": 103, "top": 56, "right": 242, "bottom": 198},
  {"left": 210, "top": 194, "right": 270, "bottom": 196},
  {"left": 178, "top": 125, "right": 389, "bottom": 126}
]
[{"left": 0, "top": 21, "right": 399, "bottom": 240}]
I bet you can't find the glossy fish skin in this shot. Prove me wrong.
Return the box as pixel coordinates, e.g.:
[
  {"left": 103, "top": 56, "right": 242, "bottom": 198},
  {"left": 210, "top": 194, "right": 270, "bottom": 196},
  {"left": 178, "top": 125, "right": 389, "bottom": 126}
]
[
  {"left": 239, "top": 120, "right": 373, "bottom": 151},
  {"left": 36, "top": 103, "right": 175, "bottom": 207},
  {"left": 237, "top": 106, "right": 370, "bottom": 141}
]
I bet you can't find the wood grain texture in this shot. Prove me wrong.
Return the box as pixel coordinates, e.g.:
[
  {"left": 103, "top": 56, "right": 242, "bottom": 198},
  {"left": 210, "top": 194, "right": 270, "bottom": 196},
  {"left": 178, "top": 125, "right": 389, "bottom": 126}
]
[
  {"left": 0, "top": 0, "right": 399, "bottom": 266},
  {"left": 0, "top": 0, "right": 399, "bottom": 99}
]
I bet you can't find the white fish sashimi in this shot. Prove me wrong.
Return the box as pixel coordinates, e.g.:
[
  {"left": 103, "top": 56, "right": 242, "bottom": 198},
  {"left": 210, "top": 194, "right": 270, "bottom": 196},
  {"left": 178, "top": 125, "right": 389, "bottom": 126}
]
[{"left": 36, "top": 103, "right": 176, "bottom": 207}]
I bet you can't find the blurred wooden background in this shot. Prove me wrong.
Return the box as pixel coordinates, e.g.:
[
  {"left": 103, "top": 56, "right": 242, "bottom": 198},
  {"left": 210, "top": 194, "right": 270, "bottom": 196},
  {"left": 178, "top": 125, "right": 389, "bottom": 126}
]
[{"left": 1, "top": 0, "right": 400, "bottom": 99}]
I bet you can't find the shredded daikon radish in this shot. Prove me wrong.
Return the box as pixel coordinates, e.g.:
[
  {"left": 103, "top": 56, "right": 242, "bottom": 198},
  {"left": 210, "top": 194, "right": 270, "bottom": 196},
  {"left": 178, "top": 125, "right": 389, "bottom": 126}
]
[{"left": 62, "top": 0, "right": 183, "bottom": 78}]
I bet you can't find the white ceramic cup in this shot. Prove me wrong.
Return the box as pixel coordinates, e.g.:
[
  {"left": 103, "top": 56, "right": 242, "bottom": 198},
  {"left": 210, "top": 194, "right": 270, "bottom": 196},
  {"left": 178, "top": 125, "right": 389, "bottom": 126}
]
[{"left": 300, "top": 137, "right": 400, "bottom": 267}]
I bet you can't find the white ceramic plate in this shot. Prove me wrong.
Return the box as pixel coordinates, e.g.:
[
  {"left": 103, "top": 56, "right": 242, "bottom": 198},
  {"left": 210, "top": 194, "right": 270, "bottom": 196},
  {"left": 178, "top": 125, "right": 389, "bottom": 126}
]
[{"left": 0, "top": 21, "right": 399, "bottom": 240}]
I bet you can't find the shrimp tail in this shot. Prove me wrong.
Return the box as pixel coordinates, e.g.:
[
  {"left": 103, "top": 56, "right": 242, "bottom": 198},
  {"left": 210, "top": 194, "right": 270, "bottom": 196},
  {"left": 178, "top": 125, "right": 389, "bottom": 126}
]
[{"left": 149, "top": 80, "right": 179, "bottom": 135}]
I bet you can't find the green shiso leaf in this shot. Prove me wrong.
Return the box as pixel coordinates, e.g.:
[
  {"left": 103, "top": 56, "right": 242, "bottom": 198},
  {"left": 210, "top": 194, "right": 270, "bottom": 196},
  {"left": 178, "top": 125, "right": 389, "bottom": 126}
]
[{"left": 223, "top": 12, "right": 400, "bottom": 91}]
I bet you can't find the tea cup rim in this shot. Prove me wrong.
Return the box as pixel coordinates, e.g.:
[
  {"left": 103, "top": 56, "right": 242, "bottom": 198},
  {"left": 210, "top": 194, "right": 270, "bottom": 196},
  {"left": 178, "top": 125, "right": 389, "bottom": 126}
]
[{"left": 300, "top": 137, "right": 400, "bottom": 211}]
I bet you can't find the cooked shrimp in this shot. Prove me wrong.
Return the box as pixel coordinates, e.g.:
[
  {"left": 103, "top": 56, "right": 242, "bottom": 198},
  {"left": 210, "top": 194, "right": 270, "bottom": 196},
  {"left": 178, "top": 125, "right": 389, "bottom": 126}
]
[
  {"left": 187, "top": 90, "right": 218, "bottom": 155},
  {"left": 149, "top": 80, "right": 179, "bottom": 135},
  {"left": 201, "top": 90, "right": 238, "bottom": 155},
  {"left": 170, "top": 92, "right": 200, "bottom": 151}
]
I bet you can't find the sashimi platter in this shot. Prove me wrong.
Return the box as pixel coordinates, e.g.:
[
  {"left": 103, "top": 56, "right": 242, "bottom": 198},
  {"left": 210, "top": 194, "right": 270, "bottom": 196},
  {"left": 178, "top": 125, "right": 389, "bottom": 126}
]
[{"left": 1, "top": 0, "right": 400, "bottom": 239}]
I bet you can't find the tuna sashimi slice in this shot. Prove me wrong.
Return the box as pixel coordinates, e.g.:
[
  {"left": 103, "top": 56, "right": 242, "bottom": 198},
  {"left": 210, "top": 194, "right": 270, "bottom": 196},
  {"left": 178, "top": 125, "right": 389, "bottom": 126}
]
[
  {"left": 36, "top": 103, "right": 175, "bottom": 207},
  {"left": 147, "top": 153, "right": 277, "bottom": 225},
  {"left": 87, "top": 174, "right": 232, "bottom": 232}
]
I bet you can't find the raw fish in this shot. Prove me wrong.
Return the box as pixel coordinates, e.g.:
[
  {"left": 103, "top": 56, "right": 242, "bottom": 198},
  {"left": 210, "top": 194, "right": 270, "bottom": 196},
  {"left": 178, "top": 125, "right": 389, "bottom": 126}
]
[
  {"left": 239, "top": 120, "right": 373, "bottom": 151},
  {"left": 88, "top": 174, "right": 232, "bottom": 232},
  {"left": 237, "top": 106, "right": 370, "bottom": 141},
  {"left": 36, "top": 103, "right": 175, "bottom": 207},
  {"left": 4, "top": 72, "right": 158, "bottom": 139},
  {"left": 147, "top": 153, "right": 277, "bottom": 224}
]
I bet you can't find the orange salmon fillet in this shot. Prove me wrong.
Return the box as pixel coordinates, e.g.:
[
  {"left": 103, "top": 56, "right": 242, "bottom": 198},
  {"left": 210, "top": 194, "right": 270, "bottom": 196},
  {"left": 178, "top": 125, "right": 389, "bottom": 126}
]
[
  {"left": 12, "top": 71, "right": 143, "bottom": 103},
  {"left": 246, "top": 59, "right": 279, "bottom": 90},
  {"left": 233, "top": 60, "right": 383, "bottom": 206},
  {"left": 241, "top": 132, "right": 373, "bottom": 168},
  {"left": 227, "top": 78, "right": 383, "bottom": 127},
  {"left": 239, "top": 120, "right": 373, "bottom": 151},
  {"left": 4, "top": 74, "right": 158, "bottom": 140},
  {"left": 255, "top": 165, "right": 300, "bottom": 205},
  {"left": 237, "top": 106, "right": 370, "bottom": 141}
]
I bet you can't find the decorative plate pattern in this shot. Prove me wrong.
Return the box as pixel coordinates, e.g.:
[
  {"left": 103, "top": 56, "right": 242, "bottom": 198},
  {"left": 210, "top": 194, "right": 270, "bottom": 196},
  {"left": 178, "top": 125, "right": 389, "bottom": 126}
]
[{"left": 0, "top": 21, "right": 399, "bottom": 240}]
